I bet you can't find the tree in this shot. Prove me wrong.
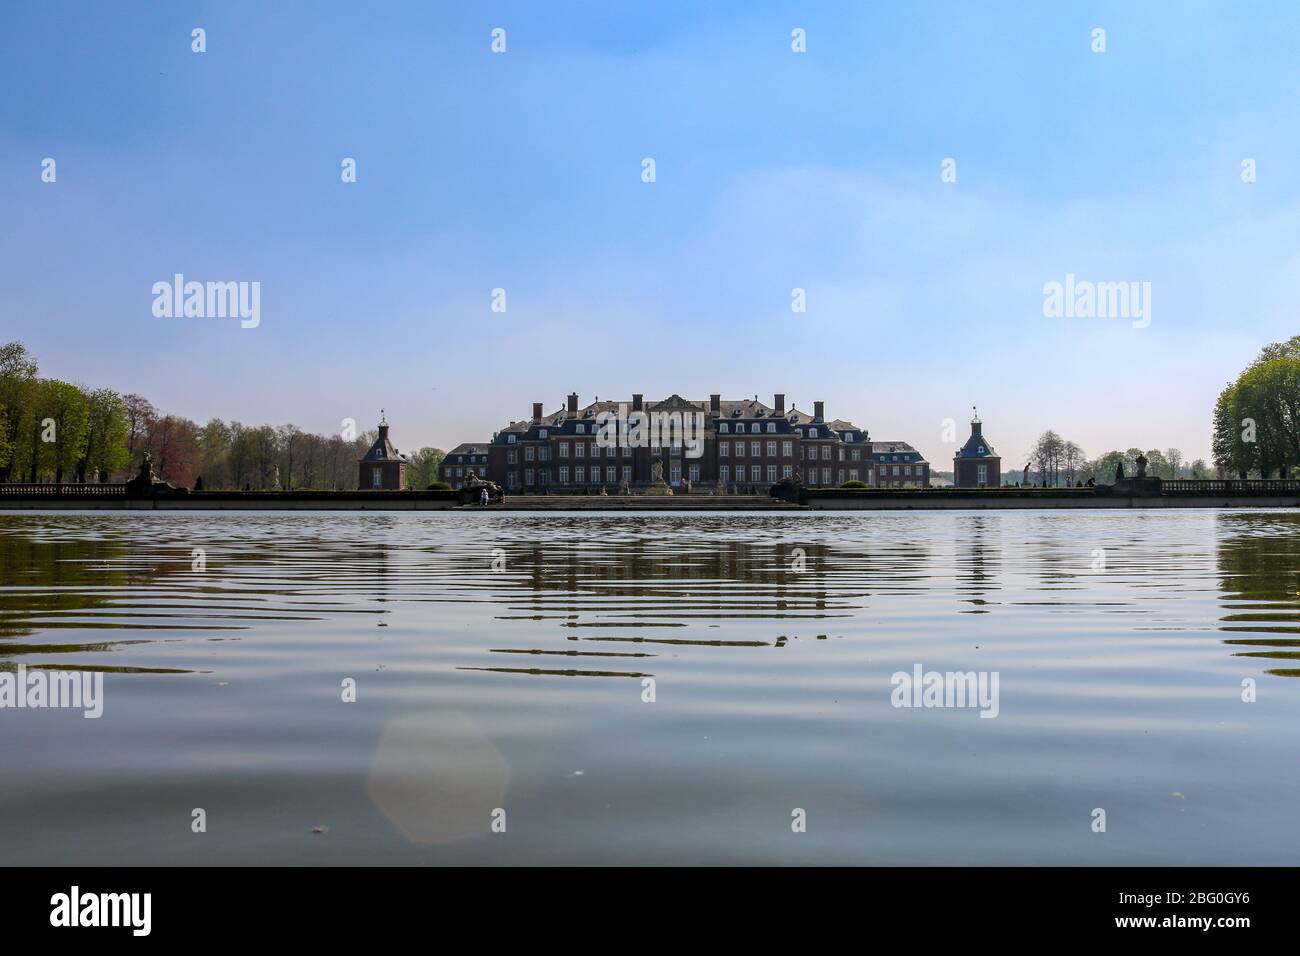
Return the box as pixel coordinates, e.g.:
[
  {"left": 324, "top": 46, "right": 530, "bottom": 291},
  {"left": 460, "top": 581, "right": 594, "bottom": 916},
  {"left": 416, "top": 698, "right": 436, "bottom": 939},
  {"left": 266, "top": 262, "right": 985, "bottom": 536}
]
[
  {"left": 1063, "top": 441, "right": 1085, "bottom": 484},
  {"left": 406, "top": 447, "right": 446, "bottom": 489},
  {"left": 1213, "top": 338, "right": 1300, "bottom": 478},
  {"left": 1164, "top": 448, "right": 1184, "bottom": 478},
  {"left": 15, "top": 380, "right": 90, "bottom": 483},
  {"left": 0, "top": 341, "right": 39, "bottom": 481},
  {"left": 148, "top": 415, "right": 200, "bottom": 488},
  {"left": 78, "top": 388, "right": 130, "bottom": 482},
  {"left": 122, "top": 394, "right": 158, "bottom": 471}
]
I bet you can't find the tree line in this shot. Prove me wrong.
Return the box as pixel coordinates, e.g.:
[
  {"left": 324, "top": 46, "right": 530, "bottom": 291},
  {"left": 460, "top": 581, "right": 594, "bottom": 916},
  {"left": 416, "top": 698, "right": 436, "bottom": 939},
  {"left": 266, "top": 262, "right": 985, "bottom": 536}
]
[
  {"left": 0, "top": 341, "right": 445, "bottom": 489},
  {"left": 1213, "top": 335, "right": 1300, "bottom": 478},
  {"left": 1017, "top": 430, "right": 1206, "bottom": 486}
]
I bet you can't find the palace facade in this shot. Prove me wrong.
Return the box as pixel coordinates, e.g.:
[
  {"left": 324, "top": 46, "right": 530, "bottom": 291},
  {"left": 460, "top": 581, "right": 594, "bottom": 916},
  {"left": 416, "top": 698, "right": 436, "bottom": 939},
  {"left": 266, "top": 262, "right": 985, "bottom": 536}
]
[{"left": 437, "top": 392, "right": 930, "bottom": 492}]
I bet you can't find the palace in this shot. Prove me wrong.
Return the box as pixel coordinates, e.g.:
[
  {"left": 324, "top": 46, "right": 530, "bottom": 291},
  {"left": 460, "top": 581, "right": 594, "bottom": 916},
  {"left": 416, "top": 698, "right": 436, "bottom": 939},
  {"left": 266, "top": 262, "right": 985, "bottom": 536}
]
[{"left": 438, "top": 392, "right": 930, "bottom": 492}]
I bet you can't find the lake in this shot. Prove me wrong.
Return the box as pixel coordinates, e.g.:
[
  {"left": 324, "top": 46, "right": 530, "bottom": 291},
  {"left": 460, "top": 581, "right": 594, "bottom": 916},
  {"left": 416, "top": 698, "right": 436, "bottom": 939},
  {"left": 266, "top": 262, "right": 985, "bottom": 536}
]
[{"left": 1, "top": 509, "right": 1298, "bottom": 865}]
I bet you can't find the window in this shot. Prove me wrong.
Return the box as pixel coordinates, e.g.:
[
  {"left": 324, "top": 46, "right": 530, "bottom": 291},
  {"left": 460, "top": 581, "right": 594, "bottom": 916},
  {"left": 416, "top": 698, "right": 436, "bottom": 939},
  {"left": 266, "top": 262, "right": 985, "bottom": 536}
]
[
  {"left": 766, "top": 441, "right": 776, "bottom": 457},
  {"left": 539, "top": 447, "right": 550, "bottom": 461},
  {"left": 539, "top": 429, "right": 548, "bottom": 439},
  {"left": 806, "top": 468, "right": 817, "bottom": 484},
  {"left": 767, "top": 465, "right": 776, "bottom": 483},
  {"left": 525, "top": 468, "right": 534, "bottom": 486},
  {"left": 575, "top": 425, "right": 585, "bottom": 434},
  {"left": 371, "top": 467, "right": 383, "bottom": 488},
  {"left": 621, "top": 466, "right": 631, "bottom": 483},
  {"left": 575, "top": 443, "right": 585, "bottom": 457},
  {"left": 735, "top": 441, "right": 745, "bottom": 456},
  {"left": 904, "top": 465, "right": 912, "bottom": 476},
  {"left": 525, "top": 446, "right": 535, "bottom": 461},
  {"left": 575, "top": 466, "right": 585, "bottom": 483},
  {"left": 978, "top": 446, "right": 985, "bottom": 454},
  {"left": 822, "top": 467, "right": 831, "bottom": 485},
  {"left": 622, "top": 445, "right": 631, "bottom": 457},
  {"left": 977, "top": 464, "right": 988, "bottom": 486},
  {"left": 751, "top": 465, "right": 762, "bottom": 482},
  {"left": 751, "top": 441, "right": 761, "bottom": 457},
  {"left": 822, "top": 446, "right": 831, "bottom": 460},
  {"left": 606, "top": 466, "right": 617, "bottom": 483},
  {"left": 782, "top": 441, "right": 792, "bottom": 457},
  {"left": 507, "top": 473, "right": 520, "bottom": 490},
  {"left": 671, "top": 463, "right": 681, "bottom": 483},
  {"left": 688, "top": 464, "right": 699, "bottom": 482},
  {"left": 539, "top": 471, "right": 548, "bottom": 486},
  {"left": 719, "top": 423, "right": 729, "bottom": 434},
  {"left": 782, "top": 465, "right": 792, "bottom": 479},
  {"left": 559, "top": 466, "right": 569, "bottom": 483},
  {"left": 751, "top": 424, "right": 760, "bottom": 434},
  {"left": 507, "top": 434, "right": 516, "bottom": 444},
  {"left": 852, "top": 449, "right": 861, "bottom": 461},
  {"left": 507, "top": 450, "right": 517, "bottom": 464},
  {"left": 849, "top": 468, "right": 859, "bottom": 481},
  {"left": 559, "top": 442, "right": 569, "bottom": 457},
  {"left": 766, "top": 423, "right": 775, "bottom": 433},
  {"left": 893, "top": 465, "right": 900, "bottom": 476},
  {"left": 837, "top": 469, "right": 845, "bottom": 484},
  {"left": 720, "top": 442, "right": 729, "bottom": 457}
]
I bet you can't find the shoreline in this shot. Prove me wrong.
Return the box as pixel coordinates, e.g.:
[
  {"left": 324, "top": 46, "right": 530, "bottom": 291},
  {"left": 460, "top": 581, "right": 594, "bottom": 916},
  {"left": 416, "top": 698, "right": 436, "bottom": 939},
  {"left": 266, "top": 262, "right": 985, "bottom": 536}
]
[{"left": 1, "top": 489, "right": 1298, "bottom": 511}]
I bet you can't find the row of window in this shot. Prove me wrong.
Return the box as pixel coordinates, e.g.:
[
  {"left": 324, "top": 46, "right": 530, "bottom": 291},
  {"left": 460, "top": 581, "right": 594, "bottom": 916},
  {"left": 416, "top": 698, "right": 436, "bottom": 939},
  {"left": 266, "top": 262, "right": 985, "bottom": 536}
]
[{"left": 720, "top": 441, "right": 793, "bottom": 458}]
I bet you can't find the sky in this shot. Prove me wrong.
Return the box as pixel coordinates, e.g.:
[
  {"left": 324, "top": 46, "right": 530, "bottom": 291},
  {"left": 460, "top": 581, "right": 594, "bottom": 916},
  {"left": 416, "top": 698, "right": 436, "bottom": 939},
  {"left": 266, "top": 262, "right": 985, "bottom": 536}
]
[{"left": 3, "top": 0, "right": 1299, "bottom": 469}]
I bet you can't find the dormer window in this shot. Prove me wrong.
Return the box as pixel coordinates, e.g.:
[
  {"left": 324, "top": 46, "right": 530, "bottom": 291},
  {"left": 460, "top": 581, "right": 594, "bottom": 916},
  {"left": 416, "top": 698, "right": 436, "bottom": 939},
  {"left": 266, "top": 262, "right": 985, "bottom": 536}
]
[
  {"left": 575, "top": 424, "right": 584, "bottom": 434},
  {"left": 539, "top": 429, "right": 548, "bottom": 439},
  {"left": 978, "top": 445, "right": 985, "bottom": 454},
  {"left": 732, "top": 408, "right": 742, "bottom": 417},
  {"left": 756, "top": 408, "right": 765, "bottom": 418},
  {"left": 766, "top": 423, "right": 775, "bottom": 433},
  {"left": 750, "top": 424, "right": 760, "bottom": 434},
  {"left": 507, "top": 435, "right": 516, "bottom": 444},
  {"left": 719, "top": 423, "right": 728, "bottom": 434}
]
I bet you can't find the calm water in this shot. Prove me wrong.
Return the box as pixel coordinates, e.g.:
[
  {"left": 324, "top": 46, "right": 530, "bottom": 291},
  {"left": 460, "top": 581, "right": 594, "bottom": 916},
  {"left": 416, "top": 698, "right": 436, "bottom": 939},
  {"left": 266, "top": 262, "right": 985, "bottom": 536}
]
[{"left": 1, "top": 509, "right": 1298, "bottom": 865}]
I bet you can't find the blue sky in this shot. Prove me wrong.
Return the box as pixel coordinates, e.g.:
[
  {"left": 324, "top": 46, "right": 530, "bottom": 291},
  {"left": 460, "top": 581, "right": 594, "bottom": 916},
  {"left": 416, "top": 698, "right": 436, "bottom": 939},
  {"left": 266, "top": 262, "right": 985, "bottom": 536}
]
[{"left": 4, "top": 1, "right": 1299, "bottom": 467}]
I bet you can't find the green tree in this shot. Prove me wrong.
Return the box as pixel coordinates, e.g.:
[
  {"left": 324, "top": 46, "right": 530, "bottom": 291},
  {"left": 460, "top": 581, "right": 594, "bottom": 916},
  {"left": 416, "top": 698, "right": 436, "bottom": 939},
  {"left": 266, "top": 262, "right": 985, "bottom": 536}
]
[
  {"left": 406, "top": 447, "right": 446, "bottom": 488},
  {"left": 78, "top": 388, "right": 130, "bottom": 482},
  {"left": 0, "top": 341, "right": 39, "bottom": 481},
  {"left": 1213, "top": 338, "right": 1300, "bottom": 478},
  {"left": 19, "top": 380, "right": 90, "bottom": 483}
]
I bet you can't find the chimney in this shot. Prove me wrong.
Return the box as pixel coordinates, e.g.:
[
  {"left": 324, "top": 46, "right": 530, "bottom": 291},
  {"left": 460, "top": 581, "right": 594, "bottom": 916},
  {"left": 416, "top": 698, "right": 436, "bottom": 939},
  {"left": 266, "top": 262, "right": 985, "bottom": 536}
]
[
  {"left": 710, "top": 394, "right": 721, "bottom": 416},
  {"left": 774, "top": 393, "right": 785, "bottom": 414},
  {"left": 814, "top": 401, "right": 824, "bottom": 422},
  {"left": 632, "top": 393, "right": 643, "bottom": 412},
  {"left": 532, "top": 402, "right": 544, "bottom": 422},
  {"left": 567, "top": 392, "right": 578, "bottom": 415}
]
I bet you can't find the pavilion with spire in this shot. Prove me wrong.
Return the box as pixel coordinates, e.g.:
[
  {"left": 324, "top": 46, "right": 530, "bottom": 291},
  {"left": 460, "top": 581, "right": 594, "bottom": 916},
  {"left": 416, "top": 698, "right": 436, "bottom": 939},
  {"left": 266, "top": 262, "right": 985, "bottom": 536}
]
[
  {"left": 357, "top": 410, "right": 409, "bottom": 490},
  {"left": 953, "top": 407, "right": 1001, "bottom": 488}
]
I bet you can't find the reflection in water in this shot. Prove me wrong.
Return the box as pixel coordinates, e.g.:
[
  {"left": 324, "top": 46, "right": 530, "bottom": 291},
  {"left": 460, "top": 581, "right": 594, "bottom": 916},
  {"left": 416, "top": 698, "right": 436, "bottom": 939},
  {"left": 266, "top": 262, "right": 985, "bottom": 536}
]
[
  {"left": 2, "top": 510, "right": 1300, "bottom": 865},
  {"left": 1216, "top": 512, "right": 1300, "bottom": 676}
]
